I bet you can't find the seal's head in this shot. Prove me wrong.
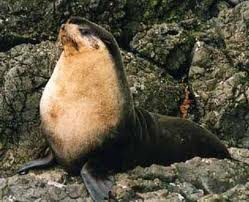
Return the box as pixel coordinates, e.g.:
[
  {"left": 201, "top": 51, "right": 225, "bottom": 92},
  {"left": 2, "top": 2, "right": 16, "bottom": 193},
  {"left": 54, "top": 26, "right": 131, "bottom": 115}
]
[{"left": 59, "top": 20, "right": 104, "bottom": 55}]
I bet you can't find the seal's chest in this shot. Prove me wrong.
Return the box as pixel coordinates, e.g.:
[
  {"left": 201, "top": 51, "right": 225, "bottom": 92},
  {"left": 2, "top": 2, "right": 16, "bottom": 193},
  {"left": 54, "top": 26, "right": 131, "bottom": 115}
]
[{"left": 39, "top": 51, "right": 123, "bottom": 161}]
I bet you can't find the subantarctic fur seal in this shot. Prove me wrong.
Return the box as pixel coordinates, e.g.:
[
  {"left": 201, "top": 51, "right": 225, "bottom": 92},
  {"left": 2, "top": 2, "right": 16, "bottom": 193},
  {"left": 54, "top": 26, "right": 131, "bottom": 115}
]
[{"left": 18, "top": 17, "right": 231, "bottom": 201}]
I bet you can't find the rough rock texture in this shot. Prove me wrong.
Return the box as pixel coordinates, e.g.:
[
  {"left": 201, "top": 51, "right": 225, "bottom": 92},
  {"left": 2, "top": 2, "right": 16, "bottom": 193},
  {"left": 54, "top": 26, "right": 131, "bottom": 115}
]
[
  {"left": 189, "top": 2, "right": 249, "bottom": 147},
  {"left": 1, "top": 148, "right": 249, "bottom": 201},
  {"left": 123, "top": 51, "right": 184, "bottom": 115},
  {"left": 0, "top": 0, "right": 59, "bottom": 51},
  {"left": 0, "top": 41, "right": 59, "bottom": 176},
  {"left": 1, "top": 41, "right": 56, "bottom": 140},
  {"left": 0, "top": 0, "right": 223, "bottom": 51},
  {"left": 130, "top": 23, "right": 194, "bottom": 78},
  {"left": 1, "top": 0, "right": 249, "bottom": 201}
]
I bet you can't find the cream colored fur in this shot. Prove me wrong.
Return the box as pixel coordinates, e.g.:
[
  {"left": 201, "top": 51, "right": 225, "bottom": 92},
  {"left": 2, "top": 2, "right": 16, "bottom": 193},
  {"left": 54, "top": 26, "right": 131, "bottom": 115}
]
[{"left": 40, "top": 24, "right": 123, "bottom": 165}]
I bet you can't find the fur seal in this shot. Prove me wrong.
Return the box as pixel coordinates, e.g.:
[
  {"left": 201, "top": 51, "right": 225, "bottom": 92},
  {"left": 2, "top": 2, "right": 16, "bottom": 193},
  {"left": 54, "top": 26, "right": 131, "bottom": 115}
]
[{"left": 17, "top": 17, "right": 231, "bottom": 201}]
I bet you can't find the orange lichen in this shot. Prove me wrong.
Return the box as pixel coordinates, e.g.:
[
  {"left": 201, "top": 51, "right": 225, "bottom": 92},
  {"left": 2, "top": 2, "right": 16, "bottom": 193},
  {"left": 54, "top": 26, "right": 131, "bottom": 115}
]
[{"left": 180, "top": 87, "right": 191, "bottom": 119}]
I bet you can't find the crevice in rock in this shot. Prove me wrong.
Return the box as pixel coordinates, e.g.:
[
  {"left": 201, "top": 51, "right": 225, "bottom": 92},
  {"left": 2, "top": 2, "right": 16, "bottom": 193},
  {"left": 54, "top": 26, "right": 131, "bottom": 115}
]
[
  {"left": 0, "top": 37, "right": 40, "bottom": 52},
  {"left": 128, "top": 44, "right": 194, "bottom": 82}
]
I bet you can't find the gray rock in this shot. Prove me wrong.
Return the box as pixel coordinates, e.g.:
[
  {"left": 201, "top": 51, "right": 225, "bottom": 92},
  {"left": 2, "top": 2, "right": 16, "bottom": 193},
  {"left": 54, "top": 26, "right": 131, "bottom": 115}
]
[
  {"left": 0, "top": 41, "right": 58, "bottom": 175},
  {"left": 130, "top": 23, "right": 193, "bottom": 78},
  {"left": 227, "top": 0, "right": 247, "bottom": 6},
  {"left": 123, "top": 51, "right": 184, "bottom": 115},
  {"left": 1, "top": 148, "right": 249, "bottom": 201},
  {"left": 188, "top": 2, "right": 249, "bottom": 145},
  {"left": 0, "top": 0, "right": 224, "bottom": 52},
  {"left": 0, "top": 0, "right": 58, "bottom": 51},
  {"left": 0, "top": 42, "right": 56, "bottom": 142}
]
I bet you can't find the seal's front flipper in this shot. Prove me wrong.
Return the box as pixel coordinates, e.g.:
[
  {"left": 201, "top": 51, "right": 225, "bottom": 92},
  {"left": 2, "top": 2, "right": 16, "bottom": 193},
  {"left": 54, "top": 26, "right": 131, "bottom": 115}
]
[
  {"left": 17, "top": 149, "right": 55, "bottom": 174},
  {"left": 80, "top": 161, "right": 114, "bottom": 202}
]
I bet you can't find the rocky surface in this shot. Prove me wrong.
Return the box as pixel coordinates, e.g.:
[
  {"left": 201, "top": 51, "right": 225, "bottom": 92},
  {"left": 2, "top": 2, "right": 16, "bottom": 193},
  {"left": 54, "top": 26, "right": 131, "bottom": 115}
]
[
  {"left": 1, "top": 148, "right": 249, "bottom": 201},
  {"left": 0, "top": 41, "right": 56, "bottom": 141},
  {"left": 1, "top": 0, "right": 249, "bottom": 201},
  {"left": 189, "top": 2, "right": 249, "bottom": 146},
  {"left": 0, "top": 0, "right": 224, "bottom": 51},
  {"left": 0, "top": 41, "right": 59, "bottom": 176},
  {"left": 123, "top": 51, "right": 184, "bottom": 115},
  {"left": 130, "top": 23, "right": 194, "bottom": 78},
  {"left": 0, "top": 0, "right": 59, "bottom": 51}
]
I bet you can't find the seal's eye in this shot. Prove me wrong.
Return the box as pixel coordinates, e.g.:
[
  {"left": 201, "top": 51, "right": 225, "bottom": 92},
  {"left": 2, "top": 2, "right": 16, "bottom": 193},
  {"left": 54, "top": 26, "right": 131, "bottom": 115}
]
[{"left": 79, "top": 28, "right": 91, "bottom": 35}]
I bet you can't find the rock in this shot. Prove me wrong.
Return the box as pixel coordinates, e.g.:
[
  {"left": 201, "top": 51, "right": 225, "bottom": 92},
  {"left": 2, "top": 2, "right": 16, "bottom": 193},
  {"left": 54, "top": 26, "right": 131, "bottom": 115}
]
[
  {"left": 227, "top": 0, "right": 248, "bottom": 6},
  {"left": 130, "top": 23, "right": 194, "bottom": 78},
  {"left": 123, "top": 51, "right": 184, "bottom": 115},
  {"left": 0, "top": 0, "right": 225, "bottom": 52},
  {"left": 188, "top": 2, "right": 249, "bottom": 146},
  {"left": 199, "top": 182, "right": 249, "bottom": 201},
  {"left": 0, "top": 0, "right": 59, "bottom": 51},
  {"left": 0, "top": 41, "right": 57, "bottom": 140},
  {"left": 1, "top": 148, "right": 249, "bottom": 201},
  {"left": 0, "top": 41, "right": 58, "bottom": 175},
  {"left": 1, "top": 168, "right": 88, "bottom": 202}
]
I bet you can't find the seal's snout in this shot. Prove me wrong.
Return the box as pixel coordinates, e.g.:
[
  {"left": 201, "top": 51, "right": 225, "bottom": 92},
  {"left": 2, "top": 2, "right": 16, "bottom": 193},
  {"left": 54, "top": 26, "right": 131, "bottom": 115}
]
[
  {"left": 59, "top": 24, "right": 73, "bottom": 45},
  {"left": 59, "top": 23, "right": 81, "bottom": 52}
]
